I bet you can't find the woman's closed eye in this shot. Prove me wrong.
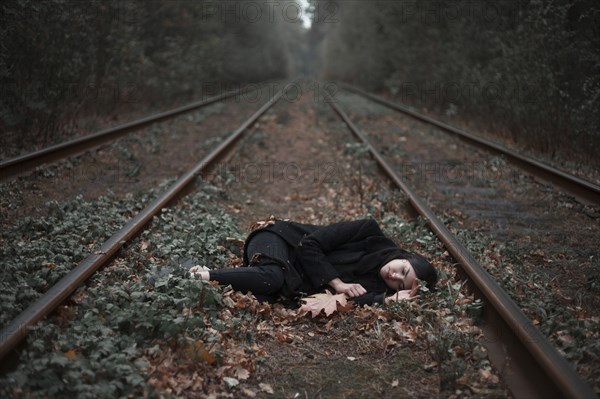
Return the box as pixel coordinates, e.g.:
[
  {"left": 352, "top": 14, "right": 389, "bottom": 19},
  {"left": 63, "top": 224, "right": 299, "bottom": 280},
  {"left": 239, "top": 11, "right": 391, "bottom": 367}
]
[{"left": 400, "top": 266, "right": 409, "bottom": 289}]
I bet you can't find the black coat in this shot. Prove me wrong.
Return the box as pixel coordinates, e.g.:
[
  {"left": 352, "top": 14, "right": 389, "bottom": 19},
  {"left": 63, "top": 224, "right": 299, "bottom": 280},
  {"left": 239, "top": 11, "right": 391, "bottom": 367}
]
[{"left": 243, "top": 219, "right": 410, "bottom": 305}]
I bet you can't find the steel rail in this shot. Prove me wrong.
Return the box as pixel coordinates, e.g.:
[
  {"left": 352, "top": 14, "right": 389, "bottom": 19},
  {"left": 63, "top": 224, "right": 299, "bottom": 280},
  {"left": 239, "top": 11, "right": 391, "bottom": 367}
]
[
  {"left": 339, "top": 82, "right": 600, "bottom": 205},
  {"left": 0, "top": 86, "right": 253, "bottom": 181},
  {"left": 324, "top": 90, "right": 597, "bottom": 399},
  {"left": 0, "top": 86, "right": 287, "bottom": 360}
]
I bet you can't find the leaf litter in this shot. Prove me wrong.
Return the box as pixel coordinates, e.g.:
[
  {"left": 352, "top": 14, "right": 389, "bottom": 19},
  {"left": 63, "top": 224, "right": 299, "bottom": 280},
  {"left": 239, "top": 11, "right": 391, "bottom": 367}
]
[{"left": 0, "top": 94, "right": 514, "bottom": 398}]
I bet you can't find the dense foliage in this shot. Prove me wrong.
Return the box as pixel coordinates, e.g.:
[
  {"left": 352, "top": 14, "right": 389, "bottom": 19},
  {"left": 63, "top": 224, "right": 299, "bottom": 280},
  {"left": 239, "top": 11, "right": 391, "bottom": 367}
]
[
  {"left": 0, "top": 180, "right": 508, "bottom": 397},
  {"left": 4, "top": 0, "right": 597, "bottom": 164},
  {"left": 0, "top": 183, "right": 241, "bottom": 397},
  {"left": 317, "top": 0, "right": 600, "bottom": 162},
  {"left": 0, "top": 0, "right": 300, "bottom": 155}
]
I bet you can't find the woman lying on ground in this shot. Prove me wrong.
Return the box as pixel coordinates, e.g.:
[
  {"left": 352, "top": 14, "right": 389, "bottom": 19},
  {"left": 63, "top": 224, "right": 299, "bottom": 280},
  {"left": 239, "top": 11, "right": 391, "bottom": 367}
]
[{"left": 190, "top": 218, "right": 438, "bottom": 306}]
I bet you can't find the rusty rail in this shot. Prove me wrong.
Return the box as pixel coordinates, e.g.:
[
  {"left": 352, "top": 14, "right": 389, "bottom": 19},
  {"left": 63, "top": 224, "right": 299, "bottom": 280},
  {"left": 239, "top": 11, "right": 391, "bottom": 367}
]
[
  {"left": 339, "top": 82, "right": 600, "bottom": 205},
  {"left": 0, "top": 85, "right": 287, "bottom": 360},
  {"left": 0, "top": 86, "right": 254, "bottom": 181},
  {"left": 325, "top": 89, "right": 597, "bottom": 399}
]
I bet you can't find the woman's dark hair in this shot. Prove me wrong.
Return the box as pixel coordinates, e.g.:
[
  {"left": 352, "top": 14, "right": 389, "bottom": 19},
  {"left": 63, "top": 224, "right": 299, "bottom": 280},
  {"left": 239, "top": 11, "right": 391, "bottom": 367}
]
[{"left": 404, "top": 252, "right": 438, "bottom": 291}]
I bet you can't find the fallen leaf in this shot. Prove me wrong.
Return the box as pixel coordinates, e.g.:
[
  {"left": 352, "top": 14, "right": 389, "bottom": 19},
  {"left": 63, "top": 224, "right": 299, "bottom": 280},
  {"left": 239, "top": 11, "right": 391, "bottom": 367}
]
[
  {"left": 456, "top": 374, "right": 469, "bottom": 385},
  {"left": 64, "top": 349, "right": 77, "bottom": 359},
  {"left": 453, "top": 345, "right": 465, "bottom": 356},
  {"left": 241, "top": 388, "right": 257, "bottom": 398},
  {"left": 223, "top": 377, "right": 239, "bottom": 388},
  {"left": 479, "top": 368, "right": 500, "bottom": 384},
  {"left": 184, "top": 341, "right": 216, "bottom": 365},
  {"left": 259, "top": 383, "right": 274, "bottom": 394},
  {"left": 223, "top": 296, "right": 236, "bottom": 308},
  {"left": 299, "top": 291, "right": 348, "bottom": 318},
  {"left": 557, "top": 332, "right": 575, "bottom": 347},
  {"left": 232, "top": 365, "right": 250, "bottom": 380},
  {"left": 315, "top": 319, "right": 335, "bottom": 333},
  {"left": 275, "top": 332, "right": 291, "bottom": 343},
  {"left": 423, "top": 361, "right": 438, "bottom": 371}
]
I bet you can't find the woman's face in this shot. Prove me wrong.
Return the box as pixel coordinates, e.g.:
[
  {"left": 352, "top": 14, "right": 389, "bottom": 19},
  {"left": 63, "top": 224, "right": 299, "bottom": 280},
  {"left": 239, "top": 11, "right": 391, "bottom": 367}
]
[{"left": 380, "top": 259, "right": 417, "bottom": 291}]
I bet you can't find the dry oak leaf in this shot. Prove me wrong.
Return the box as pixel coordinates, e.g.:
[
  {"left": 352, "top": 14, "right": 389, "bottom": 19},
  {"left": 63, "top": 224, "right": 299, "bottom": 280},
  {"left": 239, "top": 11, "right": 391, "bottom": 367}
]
[{"left": 299, "top": 291, "right": 348, "bottom": 318}]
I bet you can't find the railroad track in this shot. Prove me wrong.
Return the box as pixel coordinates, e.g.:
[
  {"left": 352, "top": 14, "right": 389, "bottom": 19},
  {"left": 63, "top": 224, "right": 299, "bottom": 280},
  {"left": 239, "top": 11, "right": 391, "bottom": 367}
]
[
  {"left": 323, "top": 88, "right": 597, "bottom": 398},
  {"left": 339, "top": 83, "right": 600, "bottom": 206},
  {"left": 0, "top": 85, "right": 288, "bottom": 360},
  {"left": 332, "top": 87, "right": 599, "bottom": 261},
  {"left": 0, "top": 85, "right": 258, "bottom": 181},
  {"left": 1, "top": 81, "right": 596, "bottom": 398}
]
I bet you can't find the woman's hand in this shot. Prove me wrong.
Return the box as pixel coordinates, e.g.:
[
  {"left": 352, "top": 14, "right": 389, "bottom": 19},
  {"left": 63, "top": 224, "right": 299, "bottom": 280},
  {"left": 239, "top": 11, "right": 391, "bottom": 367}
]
[
  {"left": 189, "top": 265, "right": 210, "bottom": 281},
  {"left": 384, "top": 290, "right": 416, "bottom": 303},
  {"left": 384, "top": 281, "right": 420, "bottom": 303},
  {"left": 328, "top": 278, "right": 367, "bottom": 298}
]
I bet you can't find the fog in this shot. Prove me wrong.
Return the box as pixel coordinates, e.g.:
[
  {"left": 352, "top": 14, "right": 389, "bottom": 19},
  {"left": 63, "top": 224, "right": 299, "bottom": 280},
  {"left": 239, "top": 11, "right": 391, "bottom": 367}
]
[{"left": 2, "top": 0, "right": 599, "bottom": 161}]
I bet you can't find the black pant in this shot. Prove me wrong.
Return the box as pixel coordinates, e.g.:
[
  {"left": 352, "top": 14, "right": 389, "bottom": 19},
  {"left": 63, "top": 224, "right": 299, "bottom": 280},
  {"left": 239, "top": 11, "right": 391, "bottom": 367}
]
[{"left": 208, "top": 231, "right": 289, "bottom": 296}]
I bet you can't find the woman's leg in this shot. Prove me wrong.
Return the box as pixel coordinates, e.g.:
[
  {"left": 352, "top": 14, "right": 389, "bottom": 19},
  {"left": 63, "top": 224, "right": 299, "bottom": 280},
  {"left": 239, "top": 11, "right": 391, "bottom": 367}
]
[
  {"left": 208, "top": 232, "right": 290, "bottom": 295},
  {"left": 246, "top": 231, "right": 290, "bottom": 261}
]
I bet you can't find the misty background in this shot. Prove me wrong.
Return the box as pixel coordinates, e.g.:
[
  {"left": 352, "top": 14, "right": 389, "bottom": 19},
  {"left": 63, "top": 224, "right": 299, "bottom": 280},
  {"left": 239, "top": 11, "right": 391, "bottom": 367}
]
[{"left": 1, "top": 0, "right": 599, "bottom": 163}]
